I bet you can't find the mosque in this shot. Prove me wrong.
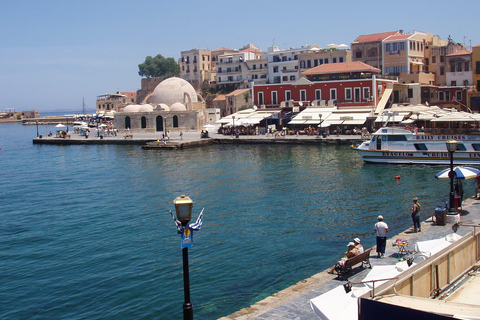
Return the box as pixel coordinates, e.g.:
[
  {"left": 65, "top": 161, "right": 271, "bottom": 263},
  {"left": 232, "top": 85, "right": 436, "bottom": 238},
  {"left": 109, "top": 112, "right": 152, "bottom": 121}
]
[{"left": 113, "top": 77, "right": 206, "bottom": 133}]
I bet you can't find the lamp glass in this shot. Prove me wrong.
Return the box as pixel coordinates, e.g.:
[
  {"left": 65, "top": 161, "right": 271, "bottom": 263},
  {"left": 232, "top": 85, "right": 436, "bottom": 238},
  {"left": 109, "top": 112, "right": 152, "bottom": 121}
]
[
  {"left": 446, "top": 140, "right": 458, "bottom": 152},
  {"left": 174, "top": 195, "right": 193, "bottom": 223}
]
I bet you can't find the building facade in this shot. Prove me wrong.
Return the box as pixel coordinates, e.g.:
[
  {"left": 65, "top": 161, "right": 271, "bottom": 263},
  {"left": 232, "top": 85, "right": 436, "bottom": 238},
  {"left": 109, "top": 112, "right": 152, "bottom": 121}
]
[
  {"left": 351, "top": 31, "right": 400, "bottom": 72},
  {"left": 179, "top": 49, "right": 214, "bottom": 88},
  {"left": 267, "top": 45, "right": 319, "bottom": 85},
  {"left": 96, "top": 92, "right": 137, "bottom": 114}
]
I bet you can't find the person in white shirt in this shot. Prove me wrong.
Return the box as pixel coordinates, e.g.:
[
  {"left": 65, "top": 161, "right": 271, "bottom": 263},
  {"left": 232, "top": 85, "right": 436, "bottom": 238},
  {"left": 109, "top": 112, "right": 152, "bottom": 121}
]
[{"left": 374, "top": 215, "right": 389, "bottom": 258}]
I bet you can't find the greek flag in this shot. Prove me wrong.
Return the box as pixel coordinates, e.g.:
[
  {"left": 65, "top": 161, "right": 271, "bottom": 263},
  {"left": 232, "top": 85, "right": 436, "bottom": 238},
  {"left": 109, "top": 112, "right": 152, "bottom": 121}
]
[{"left": 170, "top": 208, "right": 204, "bottom": 233}]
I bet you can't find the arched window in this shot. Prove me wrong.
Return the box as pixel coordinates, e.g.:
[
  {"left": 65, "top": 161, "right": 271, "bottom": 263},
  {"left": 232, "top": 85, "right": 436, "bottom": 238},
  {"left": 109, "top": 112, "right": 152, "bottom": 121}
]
[
  {"left": 141, "top": 116, "right": 147, "bottom": 129},
  {"left": 156, "top": 116, "right": 164, "bottom": 132},
  {"left": 125, "top": 116, "right": 131, "bottom": 129},
  {"left": 173, "top": 115, "right": 179, "bottom": 128}
]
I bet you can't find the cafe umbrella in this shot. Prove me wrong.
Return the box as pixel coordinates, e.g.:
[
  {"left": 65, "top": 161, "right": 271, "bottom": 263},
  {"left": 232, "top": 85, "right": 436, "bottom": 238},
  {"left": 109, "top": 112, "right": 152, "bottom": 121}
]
[{"left": 435, "top": 166, "right": 480, "bottom": 180}]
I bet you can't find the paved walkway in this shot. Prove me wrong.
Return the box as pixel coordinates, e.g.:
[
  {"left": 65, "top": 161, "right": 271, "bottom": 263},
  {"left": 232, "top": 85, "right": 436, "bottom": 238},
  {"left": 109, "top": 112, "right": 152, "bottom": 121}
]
[{"left": 219, "top": 198, "right": 480, "bottom": 320}]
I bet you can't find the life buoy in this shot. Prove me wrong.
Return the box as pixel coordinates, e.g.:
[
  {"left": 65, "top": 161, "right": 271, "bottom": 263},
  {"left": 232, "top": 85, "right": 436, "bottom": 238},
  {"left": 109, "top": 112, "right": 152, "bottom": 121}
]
[{"left": 395, "top": 175, "right": 401, "bottom": 179}]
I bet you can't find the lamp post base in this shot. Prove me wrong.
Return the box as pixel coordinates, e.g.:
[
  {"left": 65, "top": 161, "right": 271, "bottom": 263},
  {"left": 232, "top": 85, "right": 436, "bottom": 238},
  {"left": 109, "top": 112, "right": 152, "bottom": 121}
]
[
  {"left": 446, "top": 213, "right": 460, "bottom": 224},
  {"left": 183, "top": 302, "right": 193, "bottom": 320}
]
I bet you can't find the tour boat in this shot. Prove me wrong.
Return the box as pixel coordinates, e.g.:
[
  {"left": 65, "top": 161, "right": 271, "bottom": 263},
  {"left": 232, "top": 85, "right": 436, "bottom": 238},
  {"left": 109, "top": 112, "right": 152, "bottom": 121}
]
[{"left": 354, "top": 127, "right": 480, "bottom": 165}]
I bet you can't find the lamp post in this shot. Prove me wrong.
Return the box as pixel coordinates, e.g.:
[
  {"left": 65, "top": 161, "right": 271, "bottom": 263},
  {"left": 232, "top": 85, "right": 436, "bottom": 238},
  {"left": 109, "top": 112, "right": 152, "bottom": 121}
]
[
  {"left": 446, "top": 140, "right": 458, "bottom": 213},
  {"left": 232, "top": 115, "right": 235, "bottom": 137},
  {"left": 173, "top": 195, "right": 194, "bottom": 320},
  {"left": 36, "top": 120, "right": 39, "bottom": 138}
]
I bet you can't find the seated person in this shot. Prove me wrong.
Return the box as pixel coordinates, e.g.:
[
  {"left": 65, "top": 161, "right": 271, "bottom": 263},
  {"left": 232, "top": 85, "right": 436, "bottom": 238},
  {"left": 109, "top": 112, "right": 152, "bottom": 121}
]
[
  {"left": 354, "top": 238, "right": 364, "bottom": 254},
  {"left": 328, "top": 242, "right": 359, "bottom": 273}
]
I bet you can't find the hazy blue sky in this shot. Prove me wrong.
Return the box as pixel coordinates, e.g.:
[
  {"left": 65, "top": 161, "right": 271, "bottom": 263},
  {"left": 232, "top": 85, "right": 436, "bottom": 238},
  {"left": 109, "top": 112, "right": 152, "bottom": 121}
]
[{"left": 1, "top": 0, "right": 478, "bottom": 113}]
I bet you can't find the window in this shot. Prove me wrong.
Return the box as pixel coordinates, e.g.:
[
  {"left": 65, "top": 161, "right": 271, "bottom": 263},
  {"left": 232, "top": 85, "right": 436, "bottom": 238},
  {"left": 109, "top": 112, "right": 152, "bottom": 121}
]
[
  {"left": 273, "top": 66, "right": 279, "bottom": 73},
  {"left": 385, "top": 43, "right": 391, "bottom": 52},
  {"left": 408, "top": 88, "right": 413, "bottom": 99},
  {"left": 324, "top": 58, "right": 329, "bottom": 64},
  {"left": 290, "top": 75, "right": 295, "bottom": 81},
  {"left": 432, "top": 56, "right": 436, "bottom": 63},
  {"left": 314, "top": 59, "right": 319, "bottom": 67},
  {"left": 446, "top": 91, "right": 450, "bottom": 101},
  {"left": 300, "top": 90, "right": 307, "bottom": 101},
  {"left": 465, "top": 62, "right": 470, "bottom": 72},
  {"left": 272, "top": 91, "right": 278, "bottom": 104},
  {"left": 285, "top": 91, "right": 291, "bottom": 101},
  {"left": 125, "top": 116, "right": 131, "bottom": 129},
  {"left": 355, "top": 51, "right": 362, "bottom": 58},
  {"left": 339, "top": 57, "right": 344, "bottom": 63},
  {"left": 393, "top": 43, "right": 398, "bottom": 51},
  {"left": 456, "top": 91, "right": 462, "bottom": 101},
  {"left": 282, "top": 76, "right": 288, "bottom": 81},
  {"left": 451, "top": 81, "right": 457, "bottom": 86},
  {"left": 457, "top": 63, "right": 462, "bottom": 72},
  {"left": 399, "top": 42, "right": 405, "bottom": 51},
  {"left": 273, "top": 76, "right": 281, "bottom": 83},
  {"left": 141, "top": 116, "right": 147, "bottom": 129},
  {"left": 319, "top": 59, "right": 324, "bottom": 64},
  {"left": 315, "top": 89, "right": 321, "bottom": 100},
  {"left": 258, "top": 92, "right": 264, "bottom": 105},
  {"left": 300, "top": 61, "right": 305, "bottom": 68},
  {"left": 472, "top": 144, "right": 480, "bottom": 151},
  {"left": 307, "top": 60, "right": 311, "bottom": 68},
  {"left": 440, "top": 56, "right": 444, "bottom": 63},
  {"left": 440, "top": 67, "right": 444, "bottom": 75},
  {"left": 438, "top": 92, "right": 445, "bottom": 101},
  {"left": 345, "top": 88, "right": 352, "bottom": 100},
  {"left": 456, "top": 143, "right": 466, "bottom": 151},
  {"left": 173, "top": 115, "right": 179, "bottom": 127},
  {"left": 333, "top": 58, "right": 337, "bottom": 63},
  {"left": 330, "top": 89, "right": 337, "bottom": 100},
  {"left": 363, "top": 87, "right": 370, "bottom": 100}
]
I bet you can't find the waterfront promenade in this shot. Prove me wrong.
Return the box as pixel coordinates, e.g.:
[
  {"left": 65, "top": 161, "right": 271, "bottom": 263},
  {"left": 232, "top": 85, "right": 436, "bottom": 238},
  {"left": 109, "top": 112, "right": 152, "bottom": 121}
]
[
  {"left": 32, "top": 129, "right": 365, "bottom": 146},
  {"left": 219, "top": 197, "right": 480, "bottom": 320}
]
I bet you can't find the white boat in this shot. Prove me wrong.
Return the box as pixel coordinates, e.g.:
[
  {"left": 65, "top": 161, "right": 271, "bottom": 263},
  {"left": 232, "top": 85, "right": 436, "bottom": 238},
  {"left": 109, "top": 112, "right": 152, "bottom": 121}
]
[{"left": 355, "top": 127, "right": 480, "bottom": 165}]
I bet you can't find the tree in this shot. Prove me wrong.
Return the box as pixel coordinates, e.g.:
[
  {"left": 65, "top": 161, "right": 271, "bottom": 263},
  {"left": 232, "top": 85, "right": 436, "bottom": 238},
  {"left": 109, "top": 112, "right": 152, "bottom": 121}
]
[{"left": 138, "top": 54, "right": 179, "bottom": 78}]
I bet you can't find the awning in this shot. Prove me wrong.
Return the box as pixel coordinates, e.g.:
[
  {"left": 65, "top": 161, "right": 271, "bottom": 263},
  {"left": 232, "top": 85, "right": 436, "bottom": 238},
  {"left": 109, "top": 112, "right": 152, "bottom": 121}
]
[
  {"left": 324, "top": 112, "right": 370, "bottom": 126},
  {"left": 374, "top": 83, "right": 394, "bottom": 115}
]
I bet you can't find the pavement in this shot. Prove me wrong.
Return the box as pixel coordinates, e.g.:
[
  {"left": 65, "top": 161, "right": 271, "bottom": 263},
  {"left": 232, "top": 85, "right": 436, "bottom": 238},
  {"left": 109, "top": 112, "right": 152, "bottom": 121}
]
[{"left": 218, "top": 198, "right": 480, "bottom": 320}]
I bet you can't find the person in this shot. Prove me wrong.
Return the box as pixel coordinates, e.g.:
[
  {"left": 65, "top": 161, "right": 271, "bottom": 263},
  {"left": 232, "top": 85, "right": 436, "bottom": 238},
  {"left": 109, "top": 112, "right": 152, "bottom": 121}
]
[
  {"left": 180, "top": 131, "right": 183, "bottom": 140},
  {"left": 412, "top": 197, "right": 421, "bottom": 232},
  {"left": 455, "top": 179, "right": 464, "bottom": 207},
  {"left": 328, "top": 242, "right": 359, "bottom": 274},
  {"left": 374, "top": 215, "right": 389, "bottom": 258},
  {"left": 476, "top": 174, "right": 480, "bottom": 199},
  {"left": 353, "top": 237, "right": 364, "bottom": 254}
]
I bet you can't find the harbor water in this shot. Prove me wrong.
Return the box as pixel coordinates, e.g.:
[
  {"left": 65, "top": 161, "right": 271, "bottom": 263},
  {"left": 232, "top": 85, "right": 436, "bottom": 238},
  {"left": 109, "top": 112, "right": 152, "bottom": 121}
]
[{"left": 0, "top": 122, "right": 471, "bottom": 319}]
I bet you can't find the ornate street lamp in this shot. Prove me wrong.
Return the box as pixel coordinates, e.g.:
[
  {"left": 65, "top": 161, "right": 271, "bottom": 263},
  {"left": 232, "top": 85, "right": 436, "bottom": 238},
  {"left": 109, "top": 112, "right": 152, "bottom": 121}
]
[
  {"left": 446, "top": 140, "right": 458, "bottom": 213},
  {"left": 173, "top": 195, "right": 194, "bottom": 320},
  {"left": 232, "top": 115, "right": 235, "bottom": 137}
]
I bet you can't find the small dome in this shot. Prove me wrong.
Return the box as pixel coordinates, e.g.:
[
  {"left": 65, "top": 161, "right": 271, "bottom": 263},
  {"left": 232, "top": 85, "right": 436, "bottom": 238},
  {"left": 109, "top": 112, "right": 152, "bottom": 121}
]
[
  {"left": 170, "top": 102, "right": 186, "bottom": 111},
  {"left": 156, "top": 103, "right": 170, "bottom": 111},
  {"left": 151, "top": 77, "right": 198, "bottom": 104},
  {"left": 138, "top": 104, "right": 153, "bottom": 112},
  {"left": 123, "top": 104, "right": 140, "bottom": 112}
]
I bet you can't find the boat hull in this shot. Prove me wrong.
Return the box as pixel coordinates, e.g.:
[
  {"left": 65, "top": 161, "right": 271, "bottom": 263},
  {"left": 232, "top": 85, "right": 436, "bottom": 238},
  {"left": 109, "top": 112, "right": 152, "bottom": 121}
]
[{"left": 355, "top": 149, "right": 480, "bottom": 165}]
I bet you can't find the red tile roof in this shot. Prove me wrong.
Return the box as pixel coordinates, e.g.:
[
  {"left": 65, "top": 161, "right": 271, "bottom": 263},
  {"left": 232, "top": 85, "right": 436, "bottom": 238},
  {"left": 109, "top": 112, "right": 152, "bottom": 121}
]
[
  {"left": 352, "top": 31, "right": 399, "bottom": 43},
  {"left": 446, "top": 49, "right": 472, "bottom": 57},
  {"left": 302, "top": 61, "right": 381, "bottom": 75},
  {"left": 383, "top": 34, "right": 412, "bottom": 41},
  {"left": 213, "top": 94, "right": 226, "bottom": 101},
  {"left": 226, "top": 88, "right": 251, "bottom": 97}
]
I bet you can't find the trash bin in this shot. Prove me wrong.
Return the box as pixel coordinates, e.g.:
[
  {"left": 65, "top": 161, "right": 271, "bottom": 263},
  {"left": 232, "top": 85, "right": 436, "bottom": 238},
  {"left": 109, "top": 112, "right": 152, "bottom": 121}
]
[
  {"left": 322, "top": 131, "right": 327, "bottom": 138},
  {"left": 434, "top": 206, "right": 447, "bottom": 226}
]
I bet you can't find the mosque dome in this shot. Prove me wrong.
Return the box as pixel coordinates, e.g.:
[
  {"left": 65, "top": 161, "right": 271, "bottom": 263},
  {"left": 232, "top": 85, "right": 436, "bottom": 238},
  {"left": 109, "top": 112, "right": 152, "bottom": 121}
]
[
  {"left": 123, "top": 104, "right": 140, "bottom": 112},
  {"left": 138, "top": 104, "right": 153, "bottom": 112},
  {"left": 170, "top": 102, "right": 186, "bottom": 111},
  {"left": 150, "top": 77, "right": 198, "bottom": 105}
]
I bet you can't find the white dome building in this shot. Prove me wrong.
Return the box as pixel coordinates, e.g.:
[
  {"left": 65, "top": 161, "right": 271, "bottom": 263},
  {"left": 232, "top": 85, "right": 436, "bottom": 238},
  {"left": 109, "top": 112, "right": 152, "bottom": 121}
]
[
  {"left": 114, "top": 77, "right": 206, "bottom": 134},
  {"left": 151, "top": 77, "right": 198, "bottom": 105}
]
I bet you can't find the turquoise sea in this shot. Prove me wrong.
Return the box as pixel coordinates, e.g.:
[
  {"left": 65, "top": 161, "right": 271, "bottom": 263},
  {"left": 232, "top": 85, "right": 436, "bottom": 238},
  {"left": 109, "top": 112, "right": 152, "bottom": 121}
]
[{"left": 0, "top": 122, "right": 472, "bottom": 319}]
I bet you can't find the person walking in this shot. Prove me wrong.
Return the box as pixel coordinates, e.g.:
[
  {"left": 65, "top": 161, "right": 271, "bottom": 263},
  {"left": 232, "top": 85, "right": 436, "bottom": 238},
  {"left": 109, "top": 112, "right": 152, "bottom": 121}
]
[
  {"left": 412, "top": 197, "right": 421, "bottom": 232},
  {"left": 374, "top": 215, "right": 389, "bottom": 258}
]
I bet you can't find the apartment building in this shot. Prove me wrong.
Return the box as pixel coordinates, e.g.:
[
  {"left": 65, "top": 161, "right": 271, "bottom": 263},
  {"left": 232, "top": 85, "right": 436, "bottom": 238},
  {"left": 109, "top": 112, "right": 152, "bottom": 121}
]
[
  {"left": 351, "top": 31, "right": 401, "bottom": 72},
  {"left": 96, "top": 92, "right": 137, "bottom": 113},
  {"left": 179, "top": 49, "right": 214, "bottom": 88},
  {"left": 298, "top": 48, "right": 352, "bottom": 71},
  {"left": 216, "top": 44, "right": 263, "bottom": 88},
  {"left": 267, "top": 45, "right": 319, "bottom": 84},
  {"left": 470, "top": 44, "right": 480, "bottom": 111}
]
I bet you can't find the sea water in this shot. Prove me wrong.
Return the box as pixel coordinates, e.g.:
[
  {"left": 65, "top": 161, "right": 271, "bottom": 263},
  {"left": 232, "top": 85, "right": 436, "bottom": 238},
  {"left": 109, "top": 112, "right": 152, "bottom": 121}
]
[{"left": 0, "top": 122, "right": 468, "bottom": 319}]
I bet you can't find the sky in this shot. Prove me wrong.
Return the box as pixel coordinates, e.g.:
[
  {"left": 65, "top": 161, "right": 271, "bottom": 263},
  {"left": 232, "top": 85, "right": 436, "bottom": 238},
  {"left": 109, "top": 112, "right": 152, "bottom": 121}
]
[{"left": 1, "top": 0, "right": 478, "bottom": 113}]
